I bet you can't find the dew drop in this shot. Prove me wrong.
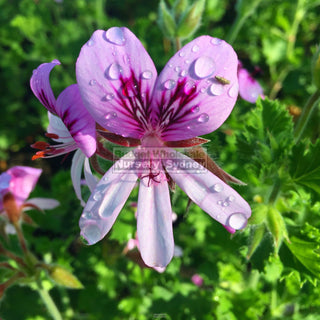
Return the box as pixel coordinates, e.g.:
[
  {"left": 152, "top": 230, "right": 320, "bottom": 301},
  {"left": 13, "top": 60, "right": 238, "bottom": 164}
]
[
  {"left": 123, "top": 54, "right": 130, "bottom": 65},
  {"left": 212, "top": 183, "right": 223, "bottom": 192},
  {"left": 185, "top": 59, "right": 191, "bottom": 64},
  {"left": 200, "top": 87, "right": 206, "bottom": 93},
  {"left": 211, "top": 38, "right": 222, "bottom": 45},
  {"left": 87, "top": 39, "right": 94, "bottom": 47},
  {"left": 192, "top": 44, "right": 199, "bottom": 52},
  {"left": 89, "top": 79, "right": 97, "bottom": 86},
  {"left": 217, "top": 200, "right": 223, "bottom": 206},
  {"left": 105, "top": 111, "right": 117, "bottom": 120},
  {"left": 93, "top": 192, "right": 102, "bottom": 201},
  {"left": 179, "top": 51, "right": 185, "bottom": 57},
  {"left": 81, "top": 223, "right": 102, "bottom": 244},
  {"left": 174, "top": 66, "right": 181, "bottom": 73},
  {"left": 106, "top": 63, "right": 123, "bottom": 80},
  {"left": 104, "top": 93, "right": 114, "bottom": 101},
  {"left": 169, "top": 64, "right": 173, "bottom": 68},
  {"left": 105, "top": 27, "right": 126, "bottom": 46},
  {"left": 228, "top": 212, "right": 247, "bottom": 229},
  {"left": 164, "top": 79, "right": 176, "bottom": 90},
  {"left": 184, "top": 81, "right": 196, "bottom": 95},
  {"left": 193, "top": 56, "right": 216, "bottom": 79},
  {"left": 228, "top": 83, "right": 239, "bottom": 98},
  {"left": 209, "top": 82, "right": 224, "bottom": 96},
  {"left": 222, "top": 201, "right": 229, "bottom": 207},
  {"left": 190, "top": 105, "right": 200, "bottom": 113},
  {"left": 180, "top": 70, "right": 188, "bottom": 77},
  {"left": 141, "top": 70, "right": 153, "bottom": 80},
  {"left": 227, "top": 195, "right": 235, "bottom": 202},
  {"left": 197, "top": 113, "right": 209, "bottom": 123}
]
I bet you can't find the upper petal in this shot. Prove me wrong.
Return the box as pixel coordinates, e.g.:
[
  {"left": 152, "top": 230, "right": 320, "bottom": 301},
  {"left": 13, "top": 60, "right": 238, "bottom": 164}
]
[
  {"left": 7, "top": 166, "right": 42, "bottom": 208},
  {"left": 151, "top": 36, "right": 239, "bottom": 141},
  {"left": 137, "top": 173, "right": 174, "bottom": 268},
  {"left": 163, "top": 151, "right": 251, "bottom": 229},
  {"left": 76, "top": 27, "right": 157, "bottom": 139},
  {"left": 56, "top": 84, "right": 97, "bottom": 157},
  {"left": 79, "top": 152, "right": 139, "bottom": 245},
  {"left": 30, "top": 60, "right": 60, "bottom": 115}
]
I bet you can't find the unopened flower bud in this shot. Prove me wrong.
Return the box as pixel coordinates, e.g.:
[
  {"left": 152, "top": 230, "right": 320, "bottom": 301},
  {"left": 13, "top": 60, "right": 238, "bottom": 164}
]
[{"left": 158, "top": 0, "right": 176, "bottom": 38}]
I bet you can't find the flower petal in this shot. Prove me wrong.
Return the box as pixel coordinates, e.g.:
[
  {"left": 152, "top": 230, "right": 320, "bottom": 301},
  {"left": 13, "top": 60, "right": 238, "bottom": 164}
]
[
  {"left": 151, "top": 36, "right": 238, "bottom": 141},
  {"left": 137, "top": 176, "right": 174, "bottom": 268},
  {"left": 30, "top": 60, "right": 60, "bottom": 115},
  {"left": 163, "top": 151, "right": 251, "bottom": 229},
  {"left": 25, "top": 198, "right": 60, "bottom": 210},
  {"left": 238, "top": 67, "right": 264, "bottom": 103},
  {"left": 7, "top": 166, "right": 42, "bottom": 208},
  {"left": 71, "top": 149, "right": 87, "bottom": 206},
  {"left": 84, "top": 157, "right": 98, "bottom": 192},
  {"left": 47, "top": 112, "right": 73, "bottom": 143},
  {"left": 79, "top": 152, "right": 139, "bottom": 245},
  {"left": 76, "top": 27, "right": 157, "bottom": 138},
  {"left": 56, "top": 84, "right": 96, "bottom": 157}
]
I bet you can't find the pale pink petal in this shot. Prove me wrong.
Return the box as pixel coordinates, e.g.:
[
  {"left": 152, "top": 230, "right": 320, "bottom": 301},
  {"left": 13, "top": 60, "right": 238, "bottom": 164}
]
[
  {"left": 84, "top": 157, "right": 98, "bottom": 192},
  {"left": 79, "top": 152, "right": 139, "bottom": 245},
  {"left": 163, "top": 151, "right": 251, "bottom": 229},
  {"left": 137, "top": 177, "right": 174, "bottom": 268},
  {"left": 47, "top": 112, "right": 73, "bottom": 143},
  {"left": 151, "top": 36, "right": 238, "bottom": 141},
  {"left": 25, "top": 198, "right": 60, "bottom": 210},
  {"left": 76, "top": 27, "right": 157, "bottom": 139},
  {"left": 30, "top": 60, "right": 60, "bottom": 115},
  {"left": 7, "top": 166, "right": 42, "bottom": 208},
  {"left": 71, "top": 149, "right": 86, "bottom": 206},
  {"left": 238, "top": 67, "right": 263, "bottom": 103},
  {"left": 56, "top": 84, "right": 96, "bottom": 157}
]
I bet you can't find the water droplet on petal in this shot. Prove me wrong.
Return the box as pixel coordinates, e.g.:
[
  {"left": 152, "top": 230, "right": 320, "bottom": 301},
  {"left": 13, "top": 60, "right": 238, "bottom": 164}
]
[
  {"left": 105, "top": 27, "right": 126, "bottom": 46},
  {"left": 123, "top": 54, "right": 130, "bottom": 64},
  {"left": 179, "top": 51, "right": 185, "bottom": 57},
  {"left": 81, "top": 223, "right": 102, "bottom": 244},
  {"left": 211, "top": 38, "right": 222, "bottom": 45},
  {"left": 227, "top": 195, "right": 235, "bottom": 202},
  {"left": 141, "top": 70, "right": 153, "bottom": 80},
  {"left": 193, "top": 56, "right": 216, "bottom": 79},
  {"left": 106, "top": 63, "right": 123, "bottom": 80},
  {"left": 223, "top": 201, "right": 229, "bottom": 207},
  {"left": 89, "top": 79, "right": 97, "bottom": 86},
  {"left": 105, "top": 111, "right": 117, "bottom": 120},
  {"left": 104, "top": 93, "right": 114, "bottom": 101},
  {"left": 174, "top": 66, "right": 181, "bottom": 73},
  {"left": 169, "top": 64, "right": 173, "bottom": 68},
  {"left": 212, "top": 183, "right": 223, "bottom": 192},
  {"left": 87, "top": 39, "right": 94, "bottom": 47},
  {"left": 228, "top": 83, "right": 239, "bottom": 98},
  {"left": 184, "top": 81, "right": 196, "bottom": 95},
  {"left": 180, "top": 70, "right": 188, "bottom": 77},
  {"left": 185, "top": 59, "right": 191, "bottom": 64},
  {"left": 190, "top": 105, "right": 200, "bottom": 113},
  {"left": 217, "top": 200, "right": 223, "bottom": 206},
  {"left": 164, "top": 79, "right": 176, "bottom": 90},
  {"left": 228, "top": 212, "right": 247, "bottom": 229},
  {"left": 197, "top": 113, "right": 209, "bottom": 123},
  {"left": 209, "top": 82, "right": 224, "bottom": 96},
  {"left": 93, "top": 192, "right": 102, "bottom": 201},
  {"left": 192, "top": 44, "right": 199, "bottom": 52}
]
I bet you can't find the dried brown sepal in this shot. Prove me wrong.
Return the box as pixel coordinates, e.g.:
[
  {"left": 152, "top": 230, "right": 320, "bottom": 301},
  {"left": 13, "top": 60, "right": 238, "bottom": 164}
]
[
  {"left": 2, "top": 193, "right": 21, "bottom": 224},
  {"left": 97, "top": 130, "right": 141, "bottom": 147}
]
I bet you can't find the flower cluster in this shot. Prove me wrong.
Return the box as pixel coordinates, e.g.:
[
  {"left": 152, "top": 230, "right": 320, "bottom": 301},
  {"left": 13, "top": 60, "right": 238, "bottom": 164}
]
[{"left": 30, "top": 27, "right": 251, "bottom": 268}]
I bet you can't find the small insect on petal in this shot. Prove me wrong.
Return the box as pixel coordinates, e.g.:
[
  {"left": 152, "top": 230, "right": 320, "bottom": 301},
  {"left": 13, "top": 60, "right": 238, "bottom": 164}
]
[{"left": 215, "top": 76, "right": 230, "bottom": 85}]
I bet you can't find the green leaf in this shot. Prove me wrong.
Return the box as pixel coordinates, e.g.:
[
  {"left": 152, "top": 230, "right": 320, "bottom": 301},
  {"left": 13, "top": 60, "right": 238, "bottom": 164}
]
[
  {"left": 158, "top": 0, "right": 177, "bottom": 38},
  {"left": 289, "top": 139, "right": 320, "bottom": 195},
  {"left": 286, "top": 236, "right": 320, "bottom": 279}
]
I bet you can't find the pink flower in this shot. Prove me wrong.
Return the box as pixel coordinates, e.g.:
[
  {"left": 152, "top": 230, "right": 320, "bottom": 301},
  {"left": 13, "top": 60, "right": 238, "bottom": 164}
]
[
  {"left": 238, "top": 62, "right": 264, "bottom": 103},
  {"left": 191, "top": 274, "right": 204, "bottom": 287},
  {"left": 76, "top": 27, "right": 251, "bottom": 268},
  {"left": 0, "top": 166, "right": 59, "bottom": 223},
  {"left": 30, "top": 61, "right": 98, "bottom": 205}
]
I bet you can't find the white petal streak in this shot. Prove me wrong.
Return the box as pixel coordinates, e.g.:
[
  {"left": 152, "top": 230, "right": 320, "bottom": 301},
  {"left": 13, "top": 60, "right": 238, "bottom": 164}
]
[
  {"left": 25, "top": 198, "right": 60, "bottom": 210},
  {"left": 71, "top": 149, "right": 86, "bottom": 206},
  {"left": 84, "top": 157, "right": 98, "bottom": 192},
  {"left": 80, "top": 153, "right": 138, "bottom": 245},
  {"left": 137, "top": 178, "right": 174, "bottom": 268},
  {"left": 164, "top": 151, "right": 251, "bottom": 230}
]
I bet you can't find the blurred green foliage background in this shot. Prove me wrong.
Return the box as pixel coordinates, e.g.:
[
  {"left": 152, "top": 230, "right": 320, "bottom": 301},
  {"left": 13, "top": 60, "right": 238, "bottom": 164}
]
[{"left": 1, "top": 0, "right": 320, "bottom": 319}]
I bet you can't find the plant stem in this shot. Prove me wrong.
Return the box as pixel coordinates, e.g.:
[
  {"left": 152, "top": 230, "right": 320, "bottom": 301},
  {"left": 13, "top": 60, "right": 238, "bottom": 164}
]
[
  {"left": 13, "top": 222, "right": 28, "bottom": 257},
  {"left": 294, "top": 89, "right": 320, "bottom": 142},
  {"left": 174, "top": 37, "right": 182, "bottom": 51},
  {"left": 269, "top": 178, "right": 281, "bottom": 204},
  {"left": 36, "top": 281, "right": 63, "bottom": 320}
]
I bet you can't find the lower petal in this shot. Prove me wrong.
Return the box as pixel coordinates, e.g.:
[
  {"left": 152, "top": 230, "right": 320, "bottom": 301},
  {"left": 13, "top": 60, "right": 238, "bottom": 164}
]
[
  {"left": 163, "top": 151, "right": 251, "bottom": 230},
  {"left": 137, "top": 178, "right": 174, "bottom": 268}
]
